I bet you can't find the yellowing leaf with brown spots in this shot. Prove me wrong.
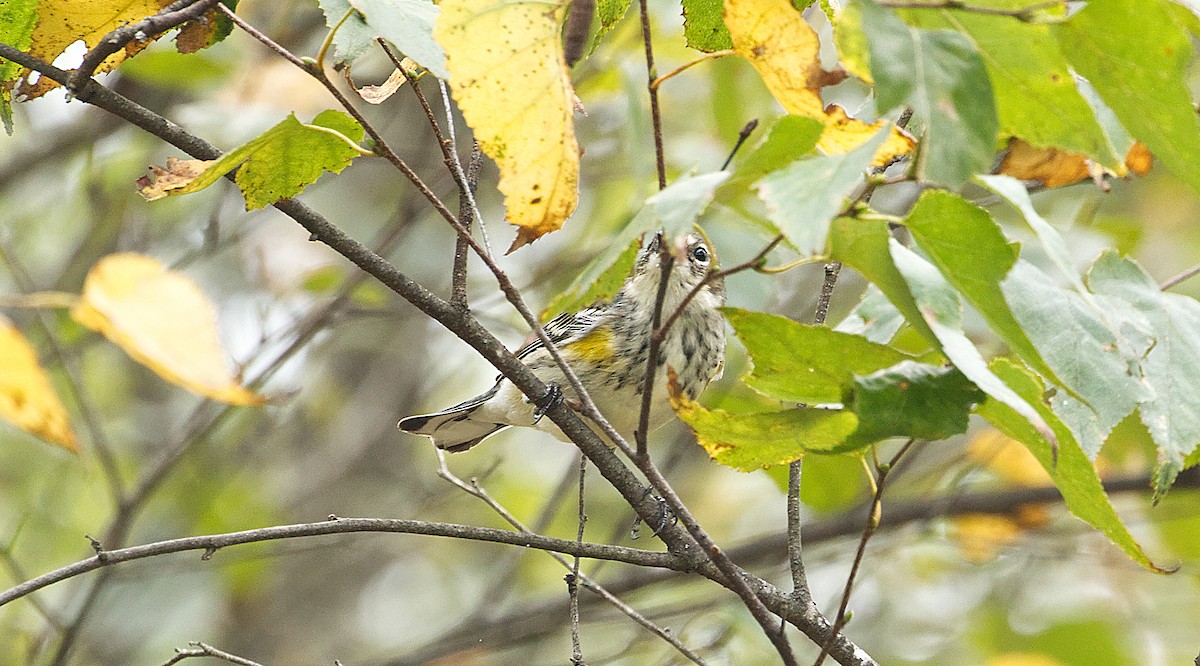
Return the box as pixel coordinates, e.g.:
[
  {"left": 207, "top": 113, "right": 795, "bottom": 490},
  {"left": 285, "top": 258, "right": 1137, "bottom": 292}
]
[
  {"left": 18, "top": 0, "right": 170, "bottom": 99},
  {"left": 997, "top": 138, "right": 1153, "bottom": 188},
  {"left": 70, "top": 253, "right": 266, "bottom": 407},
  {"left": 724, "top": 0, "right": 913, "bottom": 166},
  {"left": 436, "top": 0, "right": 579, "bottom": 252},
  {"left": 0, "top": 317, "right": 76, "bottom": 451}
]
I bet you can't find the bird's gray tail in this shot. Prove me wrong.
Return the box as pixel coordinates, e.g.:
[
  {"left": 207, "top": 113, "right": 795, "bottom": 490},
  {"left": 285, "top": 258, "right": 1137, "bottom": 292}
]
[{"left": 397, "top": 382, "right": 507, "bottom": 453}]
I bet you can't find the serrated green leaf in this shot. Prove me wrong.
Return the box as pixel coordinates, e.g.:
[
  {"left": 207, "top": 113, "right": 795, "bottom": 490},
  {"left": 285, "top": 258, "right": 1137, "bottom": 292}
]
[
  {"left": 683, "top": 0, "right": 733, "bottom": 52},
  {"left": 755, "top": 128, "right": 888, "bottom": 256},
  {"left": 350, "top": 0, "right": 449, "bottom": 78},
  {"left": 731, "top": 115, "right": 825, "bottom": 184},
  {"left": 902, "top": 8, "right": 1115, "bottom": 166},
  {"left": 902, "top": 189, "right": 1069, "bottom": 392},
  {"left": 161, "top": 111, "right": 366, "bottom": 210},
  {"left": 542, "top": 238, "right": 639, "bottom": 321},
  {"left": 591, "top": 0, "right": 633, "bottom": 51},
  {"left": 1055, "top": 0, "right": 1200, "bottom": 197},
  {"left": 724, "top": 306, "right": 913, "bottom": 404},
  {"left": 0, "top": 0, "right": 39, "bottom": 134},
  {"left": 848, "top": 361, "right": 983, "bottom": 444},
  {"left": 977, "top": 358, "right": 1163, "bottom": 572},
  {"left": 889, "top": 241, "right": 1052, "bottom": 440},
  {"left": 1001, "top": 259, "right": 1152, "bottom": 457},
  {"left": 674, "top": 401, "right": 860, "bottom": 471},
  {"left": 1087, "top": 252, "right": 1200, "bottom": 501},
  {"left": 857, "top": 0, "right": 998, "bottom": 186},
  {"left": 833, "top": 284, "right": 904, "bottom": 345},
  {"left": 318, "top": 0, "right": 377, "bottom": 66}
]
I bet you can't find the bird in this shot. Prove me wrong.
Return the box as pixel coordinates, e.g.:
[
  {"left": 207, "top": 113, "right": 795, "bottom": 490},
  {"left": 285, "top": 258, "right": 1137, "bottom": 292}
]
[{"left": 398, "top": 230, "right": 726, "bottom": 452}]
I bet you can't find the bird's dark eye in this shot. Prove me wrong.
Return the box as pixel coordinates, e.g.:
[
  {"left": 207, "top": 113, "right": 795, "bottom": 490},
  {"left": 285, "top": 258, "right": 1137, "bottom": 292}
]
[{"left": 691, "top": 246, "right": 709, "bottom": 263}]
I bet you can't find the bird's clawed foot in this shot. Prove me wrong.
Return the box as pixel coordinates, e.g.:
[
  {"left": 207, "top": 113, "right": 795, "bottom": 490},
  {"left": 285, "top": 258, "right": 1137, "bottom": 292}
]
[
  {"left": 631, "top": 487, "right": 677, "bottom": 539},
  {"left": 530, "top": 383, "right": 564, "bottom": 424}
]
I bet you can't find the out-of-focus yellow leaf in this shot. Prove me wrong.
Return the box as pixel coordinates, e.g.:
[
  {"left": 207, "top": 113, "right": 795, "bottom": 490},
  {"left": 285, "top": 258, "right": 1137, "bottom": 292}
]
[
  {"left": 70, "top": 253, "right": 266, "bottom": 406},
  {"left": 0, "top": 317, "right": 77, "bottom": 451},
  {"left": 436, "top": 0, "right": 580, "bottom": 251},
  {"left": 997, "top": 138, "right": 1153, "bottom": 188},
  {"left": 19, "top": 0, "right": 170, "bottom": 99},
  {"left": 952, "top": 429, "right": 1054, "bottom": 562},
  {"left": 724, "top": 0, "right": 913, "bottom": 166}
]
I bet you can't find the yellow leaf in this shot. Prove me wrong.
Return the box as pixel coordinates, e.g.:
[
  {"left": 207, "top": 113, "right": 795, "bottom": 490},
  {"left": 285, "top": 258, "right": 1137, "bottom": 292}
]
[
  {"left": 724, "top": 0, "right": 914, "bottom": 167},
  {"left": 952, "top": 513, "right": 1023, "bottom": 564},
  {"left": 18, "top": 0, "right": 171, "bottom": 100},
  {"left": 967, "top": 428, "right": 1052, "bottom": 487},
  {"left": 0, "top": 316, "right": 76, "bottom": 451},
  {"left": 70, "top": 253, "right": 266, "bottom": 406},
  {"left": 436, "top": 0, "right": 580, "bottom": 251}
]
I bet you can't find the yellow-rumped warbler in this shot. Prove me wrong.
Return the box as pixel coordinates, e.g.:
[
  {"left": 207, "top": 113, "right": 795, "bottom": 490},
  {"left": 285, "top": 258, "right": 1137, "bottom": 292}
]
[{"left": 398, "top": 231, "right": 726, "bottom": 451}]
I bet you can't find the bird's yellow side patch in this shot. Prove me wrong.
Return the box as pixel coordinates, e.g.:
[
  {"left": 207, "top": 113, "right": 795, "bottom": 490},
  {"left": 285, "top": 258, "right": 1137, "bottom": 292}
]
[{"left": 565, "top": 327, "right": 613, "bottom": 365}]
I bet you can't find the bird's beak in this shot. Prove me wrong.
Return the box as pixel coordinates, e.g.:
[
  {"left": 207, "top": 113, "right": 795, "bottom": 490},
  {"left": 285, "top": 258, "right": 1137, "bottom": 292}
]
[{"left": 669, "top": 236, "right": 689, "bottom": 264}]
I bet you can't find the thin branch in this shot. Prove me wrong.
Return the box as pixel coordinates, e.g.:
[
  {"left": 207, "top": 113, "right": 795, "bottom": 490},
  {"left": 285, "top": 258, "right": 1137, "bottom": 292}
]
[
  {"left": 637, "top": 0, "right": 667, "bottom": 189},
  {"left": 68, "top": 0, "right": 219, "bottom": 91},
  {"left": 162, "top": 642, "right": 264, "bottom": 666},
  {"left": 722, "top": 118, "right": 760, "bottom": 171},
  {"left": 1160, "top": 263, "right": 1200, "bottom": 291},
  {"left": 650, "top": 50, "right": 735, "bottom": 91},
  {"left": 814, "top": 440, "right": 916, "bottom": 666},
  {"left": 635, "top": 246, "right": 674, "bottom": 458},
  {"left": 0, "top": 518, "right": 680, "bottom": 609},
  {"left": 452, "top": 143, "right": 484, "bottom": 308},
  {"left": 570, "top": 454, "right": 587, "bottom": 666},
  {"left": 786, "top": 461, "right": 809, "bottom": 599},
  {"left": 877, "top": 0, "right": 1065, "bottom": 21},
  {"left": 439, "top": 80, "right": 493, "bottom": 255}
]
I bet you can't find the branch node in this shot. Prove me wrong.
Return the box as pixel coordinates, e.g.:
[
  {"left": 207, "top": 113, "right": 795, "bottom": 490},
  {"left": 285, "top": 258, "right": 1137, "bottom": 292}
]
[
  {"left": 85, "top": 534, "right": 107, "bottom": 561},
  {"left": 201, "top": 546, "right": 218, "bottom": 561}
]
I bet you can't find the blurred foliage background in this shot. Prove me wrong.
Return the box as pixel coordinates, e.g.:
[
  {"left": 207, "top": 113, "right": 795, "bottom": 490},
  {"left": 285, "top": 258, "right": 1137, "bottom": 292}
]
[{"left": 3, "top": 0, "right": 1200, "bottom": 664}]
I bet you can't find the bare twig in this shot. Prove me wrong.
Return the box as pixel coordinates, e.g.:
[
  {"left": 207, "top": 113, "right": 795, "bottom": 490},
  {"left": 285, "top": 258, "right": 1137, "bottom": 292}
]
[
  {"left": 452, "top": 143, "right": 484, "bottom": 308},
  {"left": 162, "top": 641, "right": 264, "bottom": 666},
  {"left": 877, "top": 0, "right": 1065, "bottom": 21},
  {"left": 638, "top": 0, "right": 667, "bottom": 189},
  {"left": 651, "top": 50, "right": 736, "bottom": 91},
  {"left": 1160, "top": 263, "right": 1200, "bottom": 291},
  {"left": 814, "top": 440, "right": 917, "bottom": 666},
  {"left": 722, "top": 118, "right": 760, "bottom": 171},
  {"left": 570, "top": 454, "right": 588, "bottom": 665}
]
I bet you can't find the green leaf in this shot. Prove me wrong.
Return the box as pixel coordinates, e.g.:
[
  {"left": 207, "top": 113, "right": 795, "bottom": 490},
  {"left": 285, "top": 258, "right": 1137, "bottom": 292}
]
[
  {"left": 117, "top": 50, "right": 233, "bottom": 93},
  {"left": 902, "top": 189, "right": 1069, "bottom": 392},
  {"left": 977, "top": 359, "right": 1163, "bottom": 572},
  {"left": 592, "top": 0, "right": 633, "bottom": 51},
  {"left": 833, "top": 284, "right": 904, "bottom": 345},
  {"left": 829, "top": 217, "right": 937, "bottom": 344},
  {"left": 848, "top": 361, "right": 982, "bottom": 444},
  {"left": 1001, "top": 259, "right": 1151, "bottom": 458},
  {"left": 765, "top": 452, "right": 869, "bottom": 512},
  {"left": 673, "top": 401, "right": 860, "bottom": 471},
  {"left": 0, "top": 0, "right": 38, "bottom": 134},
  {"left": 754, "top": 127, "right": 888, "bottom": 256},
  {"left": 541, "top": 237, "right": 639, "bottom": 321},
  {"left": 683, "top": 0, "right": 732, "bottom": 52},
  {"left": 857, "top": 0, "right": 998, "bottom": 186},
  {"left": 731, "top": 115, "right": 824, "bottom": 184},
  {"left": 889, "top": 241, "right": 1052, "bottom": 441},
  {"left": 350, "top": 0, "right": 449, "bottom": 79},
  {"left": 1055, "top": 0, "right": 1200, "bottom": 196},
  {"left": 318, "top": 0, "right": 378, "bottom": 66},
  {"left": 902, "top": 8, "right": 1115, "bottom": 166},
  {"left": 171, "top": 111, "right": 366, "bottom": 210},
  {"left": 723, "top": 307, "right": 913, "bottom": 404},
  {"left": 1087, "top": 252, "right": 1200, "bottom": 500}
]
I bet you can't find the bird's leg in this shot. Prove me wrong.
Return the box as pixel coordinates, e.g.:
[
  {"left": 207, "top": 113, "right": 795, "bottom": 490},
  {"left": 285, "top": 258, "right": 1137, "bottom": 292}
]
[
  {"left": 630, "top": 486, "right": 677, "bottom": 539},
  {"left": 530, "top": 382, "right": 564, "bottom": 424}
]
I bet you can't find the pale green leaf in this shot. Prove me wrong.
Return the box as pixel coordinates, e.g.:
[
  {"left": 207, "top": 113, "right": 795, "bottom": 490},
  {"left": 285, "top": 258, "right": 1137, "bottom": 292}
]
[
  {"left": 857, "top": 0, "right": 998, "bottom": 186},
  {"left": 731, "top": 115, "right": 824, "bottom": 184},
  {"left": 1087, "top": 252, "right": 1200, "bottom": 500},
  {"left": 542, "top": 238, "right": 639, "bottom": 321},
  {"left": 318, "top": 0, "right": 377, "bottom": 66},
  {"left": 350, "top": 0, "right": 448, "bottom": 78},
  {"left": 755, "top": 128, "right": 888, "bottom": 256},
  {"left": 834, "top": 284, "right": 904, "bottom": 345}
]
